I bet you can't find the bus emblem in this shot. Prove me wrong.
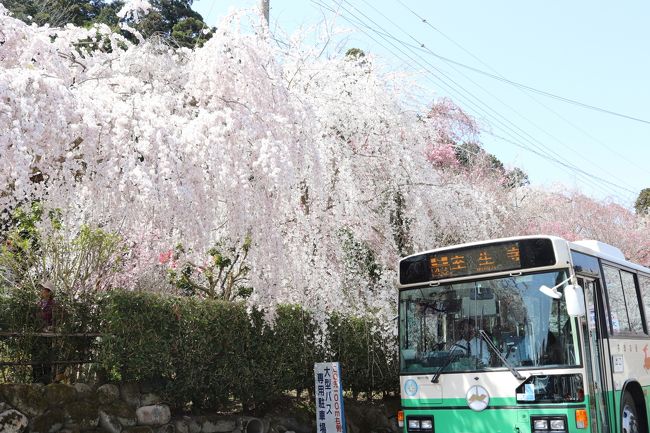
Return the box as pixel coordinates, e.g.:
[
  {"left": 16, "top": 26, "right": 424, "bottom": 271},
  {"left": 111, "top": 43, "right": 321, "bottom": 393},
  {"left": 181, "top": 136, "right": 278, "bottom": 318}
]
[
  {"left": 466, "top": 385, "right": 490, "bottom": 411},
  {"left": 404, "top": 379, "right": 418, "bottom": 397}
]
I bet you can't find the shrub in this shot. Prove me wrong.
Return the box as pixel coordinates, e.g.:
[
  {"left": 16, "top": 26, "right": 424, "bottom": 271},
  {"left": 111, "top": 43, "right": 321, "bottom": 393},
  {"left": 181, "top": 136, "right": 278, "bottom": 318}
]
[
  {"left": 327, "top": 313, "right": 398, "bottom": 398},
  {"left": 1, "top": 288, "right": 398, "bottom": 410}
]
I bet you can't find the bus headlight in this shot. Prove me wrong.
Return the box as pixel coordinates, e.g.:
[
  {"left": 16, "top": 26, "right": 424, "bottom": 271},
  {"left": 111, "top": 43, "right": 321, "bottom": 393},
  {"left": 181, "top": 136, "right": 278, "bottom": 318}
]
[
  {"left": 531, "top": 416, "right": 567, "bottom": 433},
  {"left": 549, "top": 419, "right": 565, "bottom": 430},
  {"left": 532, "top": 419, "right": 548, "bottom": 430},
  {"left": 406, "top": 416, "right": 434, "bottom": 432}
]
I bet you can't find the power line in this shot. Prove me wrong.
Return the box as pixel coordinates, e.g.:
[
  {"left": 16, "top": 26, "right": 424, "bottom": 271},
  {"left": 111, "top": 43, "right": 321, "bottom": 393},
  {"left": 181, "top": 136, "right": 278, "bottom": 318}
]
[
  {"left": 314, "top": 0, "right": 638, "bottom": 199},
  {"left": 352, "top": 0, "right": 641, "bottom": 194},
  {"left": 312, "top": 3, "right": 625, "bottom": 201},
  {"left": 393, "top": 0, "right": 650, "bottom": 127},
  {"left": 393, "top": 0, "right": 649, "bottom": 176},
  {"left": 312, "top": 0, "right": 636, "bottom": 199},
  {"left": 486, "top": 132, "right": 637, "bottom": 194}
]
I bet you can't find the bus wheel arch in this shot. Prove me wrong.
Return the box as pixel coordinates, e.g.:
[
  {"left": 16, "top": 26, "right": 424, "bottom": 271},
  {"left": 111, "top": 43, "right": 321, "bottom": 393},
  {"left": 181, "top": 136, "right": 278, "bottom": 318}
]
[{"left": 621, "top": 381, "right": 646, "bottom": 433}]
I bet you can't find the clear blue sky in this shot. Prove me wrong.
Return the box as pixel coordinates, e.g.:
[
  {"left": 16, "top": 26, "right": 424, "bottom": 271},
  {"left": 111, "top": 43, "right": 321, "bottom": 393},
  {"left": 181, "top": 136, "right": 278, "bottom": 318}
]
[{"left": 192, "top": 0, "right": 650, "bottom": 207}]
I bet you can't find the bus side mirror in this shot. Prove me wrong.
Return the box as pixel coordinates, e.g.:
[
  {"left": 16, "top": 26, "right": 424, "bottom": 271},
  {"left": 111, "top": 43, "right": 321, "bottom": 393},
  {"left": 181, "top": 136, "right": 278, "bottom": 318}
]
[{"left": 565, "top": 284, "right": 586, "bottom": 317}]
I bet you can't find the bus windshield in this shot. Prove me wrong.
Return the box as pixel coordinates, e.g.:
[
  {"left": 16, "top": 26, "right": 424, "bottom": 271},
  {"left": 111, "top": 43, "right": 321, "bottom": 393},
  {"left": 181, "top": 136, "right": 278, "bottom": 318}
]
[{"left": 399, "top": 270, "right": 580, "bottom": 374}]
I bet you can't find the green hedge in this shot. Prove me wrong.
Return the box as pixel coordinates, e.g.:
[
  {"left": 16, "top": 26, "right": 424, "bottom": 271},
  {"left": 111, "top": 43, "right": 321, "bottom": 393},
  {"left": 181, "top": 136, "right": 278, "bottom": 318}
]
[
  {"left": 328, "top": 313, "right": 397, "bottom": 398},
  {"left": 0, "top": 288, "right": 398, "bottom": 411}
]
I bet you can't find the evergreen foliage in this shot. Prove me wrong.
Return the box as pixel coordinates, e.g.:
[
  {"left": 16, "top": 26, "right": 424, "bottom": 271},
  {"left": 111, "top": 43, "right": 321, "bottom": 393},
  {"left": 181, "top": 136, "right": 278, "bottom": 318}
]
[
  {"left": 2, "top": 0, "right": 108, "bottom": 27},
  {"left": 2, "top": 0, "right": 212, "bottom": 47},
  {"left": 635, "top": 188, "right": 650, "bottom": 216},
  {"left": 454, "top": 142, "right": 530, "bottom": 188}
]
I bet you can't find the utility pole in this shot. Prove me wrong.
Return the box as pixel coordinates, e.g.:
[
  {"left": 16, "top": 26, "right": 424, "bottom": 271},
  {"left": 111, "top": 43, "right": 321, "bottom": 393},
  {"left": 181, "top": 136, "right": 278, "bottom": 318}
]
[{"left": 261, "top": 0, "right": 269, "bottom": 24}]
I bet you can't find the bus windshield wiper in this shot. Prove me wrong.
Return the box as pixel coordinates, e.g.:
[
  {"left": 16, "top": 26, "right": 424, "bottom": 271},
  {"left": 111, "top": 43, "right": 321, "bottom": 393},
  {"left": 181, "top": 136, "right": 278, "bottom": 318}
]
[
  {"left": 430, "top": 349, "right": 461, "bottom": 383},
  {"left": 478, "top": 329, "right": 525, "bottom": 381}
]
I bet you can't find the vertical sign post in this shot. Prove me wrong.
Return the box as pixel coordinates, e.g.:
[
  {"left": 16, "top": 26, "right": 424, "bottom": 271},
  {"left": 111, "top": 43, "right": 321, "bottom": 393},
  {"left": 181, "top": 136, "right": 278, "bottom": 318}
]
[{"left": 314, "top": 362, "right": 347, "bottom": 433}]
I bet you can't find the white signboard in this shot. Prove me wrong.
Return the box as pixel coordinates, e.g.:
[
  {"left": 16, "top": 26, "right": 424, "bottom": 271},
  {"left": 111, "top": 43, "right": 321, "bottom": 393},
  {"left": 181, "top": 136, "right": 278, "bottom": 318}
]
[{"left": 314, "top": 362, "right": 347, "bottom": 433}]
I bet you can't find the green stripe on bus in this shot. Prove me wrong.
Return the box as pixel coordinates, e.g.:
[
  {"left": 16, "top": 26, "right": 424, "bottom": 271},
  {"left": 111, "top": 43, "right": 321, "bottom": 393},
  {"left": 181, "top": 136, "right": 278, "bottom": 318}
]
[{"left": 401, "top": 407, "right": 587, "bottom": 433}]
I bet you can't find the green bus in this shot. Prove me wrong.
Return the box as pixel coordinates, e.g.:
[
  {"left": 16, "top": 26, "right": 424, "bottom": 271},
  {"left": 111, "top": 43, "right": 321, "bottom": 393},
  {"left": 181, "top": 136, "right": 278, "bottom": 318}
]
[{"left": 397, "top": 235, "right": 650, "bottom": 433}]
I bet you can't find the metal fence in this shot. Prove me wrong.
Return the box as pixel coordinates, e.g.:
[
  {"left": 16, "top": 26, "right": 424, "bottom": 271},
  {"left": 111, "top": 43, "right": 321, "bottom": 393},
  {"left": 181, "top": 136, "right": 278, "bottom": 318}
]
[{"left": 0, "top": 331, "right": 101, "bottom": 383}]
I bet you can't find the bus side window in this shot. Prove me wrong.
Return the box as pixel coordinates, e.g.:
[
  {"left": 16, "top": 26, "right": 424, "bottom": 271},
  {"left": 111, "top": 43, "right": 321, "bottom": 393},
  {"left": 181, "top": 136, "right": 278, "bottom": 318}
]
[
  {"left": 603, "top": 265, "right": 631, "bottom": 334},
  {"left": 603, "top": 265, "right": 644, "bottom": 335},
  {"left": 621, "top": 271, "right": 643, "bottom": 333},
  {"left": 640, "top": 275, "right": 650, "bottom": 332}
]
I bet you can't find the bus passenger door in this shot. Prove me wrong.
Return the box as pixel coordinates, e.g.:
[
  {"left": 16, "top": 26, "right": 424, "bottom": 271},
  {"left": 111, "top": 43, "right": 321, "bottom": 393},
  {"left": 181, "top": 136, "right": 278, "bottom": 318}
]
[{"left": 578, "top": 277, "right": 611, "bottom": 433}]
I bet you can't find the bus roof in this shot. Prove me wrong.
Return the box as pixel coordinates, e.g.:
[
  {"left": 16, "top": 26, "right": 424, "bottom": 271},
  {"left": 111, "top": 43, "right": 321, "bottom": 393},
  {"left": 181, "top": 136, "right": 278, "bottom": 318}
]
[{"left": 569, "top": 239, "right": 650, "bottom": 275}]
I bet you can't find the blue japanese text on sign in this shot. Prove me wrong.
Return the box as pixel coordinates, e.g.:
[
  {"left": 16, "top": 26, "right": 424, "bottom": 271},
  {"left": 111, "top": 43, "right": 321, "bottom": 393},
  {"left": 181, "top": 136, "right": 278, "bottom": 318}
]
[{"left": 314, "top": 362, "right": 347, "bottom": 433}]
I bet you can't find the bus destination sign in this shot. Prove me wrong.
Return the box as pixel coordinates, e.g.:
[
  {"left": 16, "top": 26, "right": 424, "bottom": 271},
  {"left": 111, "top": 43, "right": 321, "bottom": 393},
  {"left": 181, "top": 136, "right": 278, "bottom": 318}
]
[
  {"left": 429, "top": 243, "right": 520, "bottom": 278},
  {"left": 399, "top": 238, "right": 556, "bottom": 285}
]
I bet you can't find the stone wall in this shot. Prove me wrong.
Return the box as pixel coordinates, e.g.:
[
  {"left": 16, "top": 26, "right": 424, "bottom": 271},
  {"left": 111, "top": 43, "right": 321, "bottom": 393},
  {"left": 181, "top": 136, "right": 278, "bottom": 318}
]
[{"left": 0, "top": 383, "right": 399, "bottom": 433}]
